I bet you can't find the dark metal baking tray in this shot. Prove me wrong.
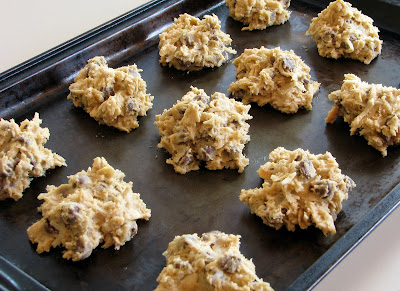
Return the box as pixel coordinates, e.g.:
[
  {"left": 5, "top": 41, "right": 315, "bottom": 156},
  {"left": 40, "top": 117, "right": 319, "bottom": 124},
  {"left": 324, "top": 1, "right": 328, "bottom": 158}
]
[{"left": 1, "top": 0, "right": 400, "bottom": 290}]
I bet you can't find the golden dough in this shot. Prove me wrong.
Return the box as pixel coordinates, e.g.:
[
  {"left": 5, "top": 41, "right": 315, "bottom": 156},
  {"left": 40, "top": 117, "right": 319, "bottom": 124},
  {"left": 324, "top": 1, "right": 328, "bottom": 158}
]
[
  {"left": 155, "top": 87, "right": 252, "bottom": 174},
  {"left": 229, "top": 46, "right": 320, "bottom": 113},
  {"left": 156, "top": 231, "right": 274, "bottom": 291},
  {"left": 27, "top": 157, "right": 151, "bottom": 261},
  {"left": 0, "top": 113, "right": 66, "bottom": 201},
  {"left": 225, "top": 0, "right": 291, "bottom": 31},
  {"left": 67, "top": 56, "right": 154, "bottom": 132},
  {"left": 326, "top": 74, "right": 400, "bottom": 156},
  {"left": 240, "top": 147, "right": 355, "bottom": 235},
  {"left": 306, "top": 0, "right": 382, "bottom": 64},
  {"left": 159, "top": 13, "right": 236, "bottom": 71}
]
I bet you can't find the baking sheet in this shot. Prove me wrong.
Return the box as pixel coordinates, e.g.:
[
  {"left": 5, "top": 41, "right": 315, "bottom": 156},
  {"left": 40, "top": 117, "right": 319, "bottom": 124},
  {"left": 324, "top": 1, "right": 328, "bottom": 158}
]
[{"left": 1, "top": 0, "right": 400, "bottom": 290}]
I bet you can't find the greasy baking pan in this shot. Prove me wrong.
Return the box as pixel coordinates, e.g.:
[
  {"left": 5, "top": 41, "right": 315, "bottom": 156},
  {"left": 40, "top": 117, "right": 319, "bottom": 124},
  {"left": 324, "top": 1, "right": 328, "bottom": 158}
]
[{"left": 1, "top": 0, "right": 400, "bottom": 290}]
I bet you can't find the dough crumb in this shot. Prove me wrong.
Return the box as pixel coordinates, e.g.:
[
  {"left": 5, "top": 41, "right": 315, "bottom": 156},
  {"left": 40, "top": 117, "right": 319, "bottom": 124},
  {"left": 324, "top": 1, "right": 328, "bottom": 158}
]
[
  {"left": 326, "top": 74, "right": 400, "bottom": 156},
  {"left": 0, "top": 113, "right": 66, "bottom": 201},
  {"left": 229, "top": 46, "right": 320, "bottom": 113},
  {"left": 159, "top": 13, "right": 236, "bottom": 71},
  {"left": 155, "top": 86, "right": 252, "bottom": 174},
  {"left": 306, "top": 0, "right": 382, "bottom": 64},
  {"left": 240, "top": 147, "right": 355, "bottom": 235},
  {"left": 225, "top": 0, "right": 291, "bottom": 31},
  {"left": 67, "top": 56, "right": 154, "bottom": 132},
  {"left": 27, "top": 157, "right": 151, "bottom": 261},
  {"left": 156, "top": 231, "right": 274, "bottom": 290}
]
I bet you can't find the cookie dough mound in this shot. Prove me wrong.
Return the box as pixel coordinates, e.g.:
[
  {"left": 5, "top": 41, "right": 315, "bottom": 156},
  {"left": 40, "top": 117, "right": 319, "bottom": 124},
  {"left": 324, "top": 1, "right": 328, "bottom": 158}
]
[
  {"left": 228, "top": 46, "right": 320, "bottom": 113},
  {"left": 326, "top": 74, "right": 400, "bottom": 157},
  {"left": 225, "top": 0, "right": 291, "bottom": 31},
  {"left": 0, "top": 113, "right": 66, "bottom": 201},
  {"left": 27, "top": 157, "right": 151, "bottom": 261},
  {"left": 155, "top": 87, "right": 252, "bottom": 174},
  {"left": 67, "top": 56, "right": 154, "bottom": 132},
  {"left": 159, "top": 13, "right": 236, "bottom": 71},
  {"left": 156, "top": 231, "right": 274, "bottom": 291},
  {"left": 306, "top": 0, "right": 382, "bottom": 64},
  {"left": 240, "top": 147, "right": 355, "bottom": 235}
]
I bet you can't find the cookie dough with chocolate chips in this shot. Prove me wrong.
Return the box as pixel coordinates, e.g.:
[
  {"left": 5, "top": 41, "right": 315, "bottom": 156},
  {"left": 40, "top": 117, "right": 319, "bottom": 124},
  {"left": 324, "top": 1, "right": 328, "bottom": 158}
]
[
  {"left": 240, "top": 147, "right": 355, "bottom": 235},
  {"left": 156, "top": 231, "right": 274, "bottom": 291},
  {"left": 0, "top": 113, "right": 66, "bottom": 201},
  {"left": 159, "top": 13, "right": 236, "bottom": 71},
  {"left": 228, "top": 46, "right": 320, "bottom": 113},
  {"left": 27, "top": 157, "right": 151, "bottom": 261},
  {"left": 306, "top": 0, "right": 382, "bottom": 64},
  {"left": 67, "top": 56, "right": 154, "bottom": 132},
  {"left": 326, "top": 74, "right": 400, "bottom": 157},
  {"left": 225, "top": 0, "right": 291, "bottom": 31},
  {"left": 155, "top": 87, "right": 252, "bottom": 174}
]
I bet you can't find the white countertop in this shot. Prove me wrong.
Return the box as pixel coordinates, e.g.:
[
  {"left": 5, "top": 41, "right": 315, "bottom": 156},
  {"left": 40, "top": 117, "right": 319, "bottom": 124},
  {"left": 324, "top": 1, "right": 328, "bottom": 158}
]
[{"left": 1, "top": 1, "right": 400, "bottom": 290}]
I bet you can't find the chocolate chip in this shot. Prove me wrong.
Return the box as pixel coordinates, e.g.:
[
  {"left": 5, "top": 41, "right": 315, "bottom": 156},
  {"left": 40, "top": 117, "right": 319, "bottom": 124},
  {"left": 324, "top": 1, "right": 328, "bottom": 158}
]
[
  {"left": 222, "top": 51, "right": 228, "bottom": 60},
  {"left": 177, "top": 106, "right": 187, "bottom": 115},
  {"left": 44, "top": 219, "right": 58, "bottom": 234},
  {"left": 340, "top": 42, "right": 351, "bottom": 49},
  {"left": 302, "top": 78, "right": 310, "bottom": 87},
  {"left": 211, "top": 35, "right": 219, "bottom": 41},
  {"left": 311, "top": 180, "right": 333, "bottom": 199},
  {"left": 16, "top": 136, "right": 32, "bottom": 146},
  {"left": 219, "top": 255, "right": 241, "bottom": 273},
  {"left": 349, "top": 34, "right": 358, "bottom": 42},
  {"left": 200, "top": 145, "right": 216, "bottom": 161},
  {"left": 179, "top": 152, "right": 193, "bottom": 166},
  {"left": 58, "top": 184, "right": 73, "bottom": 197},
  {"left": 102, "top": 86, "right": 115, "bottom": 100},
  {"left": 181, "top": 33, "right": 195, "bottom": 47},
  {"left": 177, "top": 59, "right": 192, "bottom": 68},
  {"left": 322, "top": 30, "right": 336, "bottom": 42},
  {"left": 61, "top": 203, "right": 81, "bottom": 224},
  {"left": 282, "top": 57, "right": 296, "bottom": 71},
  {"left": 193, "top": 93, "right": 209, "bottom": 104},
  {"left": 176, "top": 132, "right": 190, "bottom": 145},
  {"left": 126, "top": 101, "right": 138, "bottom": 113},
  {"left": 296, "top": 157, "right": 316, "bottom": 179},
  {"left": 227, "top": 146, "right": 240, "bottom": 159},
  {"left": 1, "top": 162, "right": 14, "bottom": 177},
  {"left": 214, "top": 54, "right": 221, "bottom": 64}
]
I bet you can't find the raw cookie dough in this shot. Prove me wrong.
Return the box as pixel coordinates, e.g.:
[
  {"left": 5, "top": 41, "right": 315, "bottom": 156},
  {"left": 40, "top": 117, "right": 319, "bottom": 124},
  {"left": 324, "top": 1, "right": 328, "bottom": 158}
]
[
  {"left": 326, "top": 74, "right": 400, "bottom": 157},
  {"left": 159, "top": 13, "right": 236, "bottom": 71},
  {"left": 156, "top": 231, "right": 274, "bottom": 291},
  {"left": 240, "top": 147, "right": 355, "bottom": 235},
  {"left": 0, "top": 113, "right": 66, "bottom": 201},
  {"left": 155, "top": 87, "right": 252, "bottom": 174},
  {"left": 228, "top": 46, "right": 320, "bottom": 113},
  {"left": 225, "top": 0, "right": 291, "bottom": 31},
  {"left": 67, "top": 56, "right": 154, "bottom": 132},
  {"left": 27, "top": 157, "right": 151, "bottom": 261},
  {"left": 306, "top": 0, "right": 382, "bottom": 64}
]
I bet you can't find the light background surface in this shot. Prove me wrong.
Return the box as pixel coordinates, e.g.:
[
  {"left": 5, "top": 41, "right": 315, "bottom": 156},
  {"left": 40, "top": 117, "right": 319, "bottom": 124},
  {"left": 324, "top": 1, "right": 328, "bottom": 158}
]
[{"left": 1, "top": 1, "right": 400, "bottom": 290}]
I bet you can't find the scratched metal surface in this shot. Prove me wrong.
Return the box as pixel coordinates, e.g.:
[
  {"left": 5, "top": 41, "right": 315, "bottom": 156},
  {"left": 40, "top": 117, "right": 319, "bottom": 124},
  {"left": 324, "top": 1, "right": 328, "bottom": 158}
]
[{"left": 1, "top": 1, "right": 400, "bottom": 290}]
